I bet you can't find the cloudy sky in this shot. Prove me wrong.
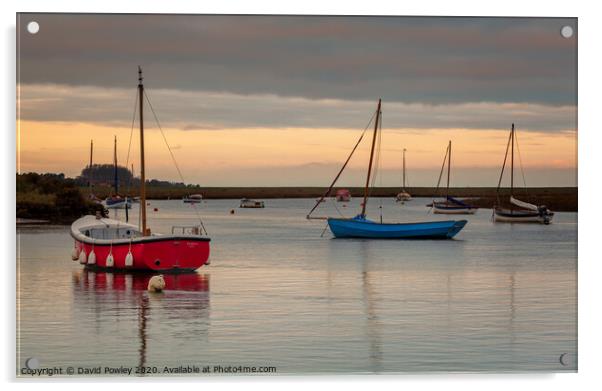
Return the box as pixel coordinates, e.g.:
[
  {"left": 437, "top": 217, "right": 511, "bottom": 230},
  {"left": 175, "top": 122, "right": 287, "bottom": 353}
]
[{"left": 17, "top": 14, "right": 577, "bottom": 186}]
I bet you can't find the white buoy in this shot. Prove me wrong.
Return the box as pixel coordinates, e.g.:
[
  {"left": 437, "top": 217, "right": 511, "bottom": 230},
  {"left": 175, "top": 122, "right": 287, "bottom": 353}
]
[
  {"left": 78, "top": 250, "right": 87, "bottom": 264},
  {"left": 125, "top": 251, "right": 134, "bottom": 267},
  {"left": 106, "top": 253, "right": 114, "bottom": 267},
  {"left": 71, "top": 246, "right": 80, "bottom": 261},
  {"left": 88, "top": 250, "right": 96, "bottom": 265},
  {"left": 147, "top": 275, "right": 166, "bottom": 292}
]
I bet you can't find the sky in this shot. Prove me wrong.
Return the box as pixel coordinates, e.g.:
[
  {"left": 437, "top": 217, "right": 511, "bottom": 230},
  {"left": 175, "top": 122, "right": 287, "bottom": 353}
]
[{"left": 16, "top": 14, "right": 577, "bottom": 187}]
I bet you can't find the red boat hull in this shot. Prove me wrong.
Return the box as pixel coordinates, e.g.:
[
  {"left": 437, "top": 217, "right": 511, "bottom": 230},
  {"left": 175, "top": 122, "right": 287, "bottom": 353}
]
[{"left": 74, "top": 237, "right": 210, "bottom": 272}]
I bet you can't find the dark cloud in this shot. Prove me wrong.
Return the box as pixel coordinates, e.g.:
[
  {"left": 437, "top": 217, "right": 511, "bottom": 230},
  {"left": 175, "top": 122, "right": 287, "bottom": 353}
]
[
  {"left": 17, "top": 14, "right": 576, "bottom": 106},
  {"left": 19, "top": 84, "right": 576, "bottom": 131}
]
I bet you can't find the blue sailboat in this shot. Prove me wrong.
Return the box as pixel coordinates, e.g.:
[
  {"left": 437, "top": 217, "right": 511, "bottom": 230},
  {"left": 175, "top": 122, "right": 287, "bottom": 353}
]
[
  {"left": 307, "top": 99, "right": 467, "bottom": 239},
  {"left": 328, "top": 215, "right": 467, "bottom": 239}
]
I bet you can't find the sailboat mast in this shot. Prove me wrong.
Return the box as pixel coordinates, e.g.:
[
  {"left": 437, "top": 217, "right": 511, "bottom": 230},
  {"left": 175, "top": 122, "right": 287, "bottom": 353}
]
[
  {"left": 402, "top": 148, "right": 406, "bottom": 191},
  {"left": 113, "top": 136, "right": 118, "bottom": 194},
  {"left": 510, "top": 123, "right": 514, "bottom": 197},
  {"left": 446, "top": 140, "right": 451, "bottom": 199},
  {"left": 88, "top": 139, "right": 94, "bottom": 188},
  {"left": 89, "top": 140, "right": 93, "bottom": 169},
  {"left": 361, "top": 99, "right": 381, "bottom": 217},
  {"left": 138, "top": 67, "right": 148, "bottom": 235}
]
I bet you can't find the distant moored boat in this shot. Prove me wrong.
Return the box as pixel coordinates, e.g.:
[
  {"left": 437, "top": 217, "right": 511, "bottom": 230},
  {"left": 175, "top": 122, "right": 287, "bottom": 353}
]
[
  {"left": 429, "top": 140, "right": 478, "bottom": 215},
  {"left": 335, "top": 189, "right": 351, "bottom": 202},
  {"left": 240, "top": 198, "right": 265, "bottom": 208},
  {"left": 103, "top": 136, "right": 132, "bottom": 210},
  {"left": 183, "top": 194, "right": 203, "bottom": 203},
  {"left": 493, "top": 124, "right": 554, "bottom": 224},
  {"left": 395, "top": 148, "right": 412, "bottom": 202}
]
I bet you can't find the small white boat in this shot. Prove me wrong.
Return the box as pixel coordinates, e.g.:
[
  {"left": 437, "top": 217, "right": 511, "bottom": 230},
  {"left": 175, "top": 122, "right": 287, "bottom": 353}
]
[
  {"left": 240, "top": 198, "right": 265, "bottom": 208},
  {"left": 494, "top": 197, "right": 553, "bottom": 224},
  {"left": 493, "top": 124, "right": 554, "bottom": 224},
  {"left": 395, "top": 149, "right": 411, "bottom": 202},
  {"left": 396, "top": 191, "right": 412, "bottom": 202},
  {"left": 183, "top": 194, "right": 203, "bottom": 203}
]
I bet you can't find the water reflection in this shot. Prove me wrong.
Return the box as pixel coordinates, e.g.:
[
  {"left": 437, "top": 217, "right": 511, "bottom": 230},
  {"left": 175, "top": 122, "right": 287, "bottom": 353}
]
[
  {"left": 71, "top": 270, "right": 210, "bottom": 370},
  {"left": 358, "top": 242, "right": 383, "bottom": 373},
  {"left": 138, "top": 295, "right": 149, "bottom": 369}
]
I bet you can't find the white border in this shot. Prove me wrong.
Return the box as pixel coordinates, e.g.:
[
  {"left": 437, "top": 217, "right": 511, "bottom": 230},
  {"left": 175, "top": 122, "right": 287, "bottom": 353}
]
[{"left": 3, "top": 1, "right": 601, "bottom": 390}]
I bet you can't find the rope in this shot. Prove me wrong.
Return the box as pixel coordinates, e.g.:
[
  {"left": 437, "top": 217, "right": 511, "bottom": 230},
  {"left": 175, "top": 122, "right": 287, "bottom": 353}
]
[
  {"left": 307, "top": 110, "right": 376, "bottom": 219},
  {"left": 495, "top": 127, "right": 513, "bottom": 205},
  {"left": 124, "top": 90, "right": 138, "bottom": 194},
  {"left": 143, "top": 90, "right": 208, "bottom": 235},
  {"left": 513, "top": 129, "right": 530, "bottom": 200},
  {"left": 434, "top": 144, "right": 449, "bottom": 198}
]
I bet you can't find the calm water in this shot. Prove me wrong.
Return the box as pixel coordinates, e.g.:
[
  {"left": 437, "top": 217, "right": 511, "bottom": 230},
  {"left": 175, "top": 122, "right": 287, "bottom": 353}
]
[{"left": 17, "top": 198, "right": 577, "bottom": 375}]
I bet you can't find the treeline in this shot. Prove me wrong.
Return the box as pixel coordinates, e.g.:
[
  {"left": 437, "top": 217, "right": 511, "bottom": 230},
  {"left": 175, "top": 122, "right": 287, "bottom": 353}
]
[
  {"left": 17, "top": 173, "right": 105, "bottom": 223},
  {"left": 78, "top": 164, "right": 200, "bottom": 190},
  {"left": 78, "top": 164, "right": 134, "bottom": 188},
  {"left": 17, "top": 171, "right": 204, "bottom": 223}
]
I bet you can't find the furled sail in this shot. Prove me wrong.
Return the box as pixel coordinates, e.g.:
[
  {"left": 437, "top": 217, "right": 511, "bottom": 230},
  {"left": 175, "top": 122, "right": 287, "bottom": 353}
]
[
  {"left": 510, "top": 196, "right": 538, "bottom": 211},
  {"left": 446, "top": 196, "right": 471, "bottom": 208}
]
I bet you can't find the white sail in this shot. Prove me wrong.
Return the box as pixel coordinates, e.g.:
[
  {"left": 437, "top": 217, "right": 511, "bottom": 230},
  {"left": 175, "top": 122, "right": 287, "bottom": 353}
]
[{"left": 510, "top": 196, "right": 538, "bottom": 211}]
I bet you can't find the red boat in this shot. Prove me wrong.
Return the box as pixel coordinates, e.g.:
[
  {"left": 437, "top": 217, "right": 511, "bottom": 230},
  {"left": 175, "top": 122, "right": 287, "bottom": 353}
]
[{"left": 70, "top": 67, "right": 211, "bottom": 272}]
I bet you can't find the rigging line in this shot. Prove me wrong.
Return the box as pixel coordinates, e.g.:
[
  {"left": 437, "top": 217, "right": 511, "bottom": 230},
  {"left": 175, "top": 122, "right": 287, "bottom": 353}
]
[
  {"left": 143, "top": 90, "right": 208, "bottom": 235},
  {"left": 332, "top": 198, "right": 346, "bottom": 217},
  {"left": 496, "top": 127, "right": 513, "bottom": 205},
  {"left": 124, "top": 90, "right": 139, "bottom": 194},
  {"left": 435, "top": 144, "right": 449, "bottom": 198},
  {"left": 368, "top": 109, "right": 383, "bottom": 199},
  {"left": 366, "top": 108, "right": 384, "bottom": 223},
  {"left": 325, "top": 193, "right": 345, "bottom": 218},
  {"left": 307, "top": 110, "right": 377, "bottom": 219},
  {"left": 378, "top": 112, "right": 384, "bottom": 222},
  {"left": 513, "top": 129, "right": 530, "bottom": 200}
]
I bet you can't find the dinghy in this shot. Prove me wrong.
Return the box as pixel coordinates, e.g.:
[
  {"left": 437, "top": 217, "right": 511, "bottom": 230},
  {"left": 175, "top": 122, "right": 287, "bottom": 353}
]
[
  {"left": 307, "top": 99, "right": 467, "bottom": 239},
  {"left": 493, "top": 124, "right": 554, "bottom": 224},
  {"left": 430, "top": 141, "right": 478, "bottom": 214},
  {"left": 240, "top": 198, "right": 265, "bottom": 208},
  {"left": 183, "top": 194, "right": 203, "bottom": 203},
  {"left": 71, "top": 68, "right": 210, "bottom": 271}
]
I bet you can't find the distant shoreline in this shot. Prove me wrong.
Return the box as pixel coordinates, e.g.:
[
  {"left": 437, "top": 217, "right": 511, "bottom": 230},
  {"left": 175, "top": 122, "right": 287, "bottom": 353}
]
[{"left": 86, "top": 186, "right": 578, "bottom": 212}]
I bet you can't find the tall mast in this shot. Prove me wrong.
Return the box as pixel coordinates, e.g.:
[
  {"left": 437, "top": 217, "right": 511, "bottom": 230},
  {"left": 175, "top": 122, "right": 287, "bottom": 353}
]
[
  {"left": 510, "top": 123, "right": 514, "bottom": 198},
  {"left": 88, "top": 139, "right": 93, "bottom": 188},
  {"left": 138, "top": 67, "right": 148, "bottom": 235},
  {"left": 402, "top": 148, "right": 406, "bottom": 191},
  {"left": 361, "top": 99, "right": 381, "bottom": 217},
  {"left": 113, "top": 136, "right": 118, "bottom": 194},
  {"left": 446, "top": 140, "right": 451, "bottom": 199},
  {"left": 89, "top": 140, "right": 93, "bottom": 169}
]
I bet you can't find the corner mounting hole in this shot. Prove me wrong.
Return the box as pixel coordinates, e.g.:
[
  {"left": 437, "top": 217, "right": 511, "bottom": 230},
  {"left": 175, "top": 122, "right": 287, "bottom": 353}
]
[
  {"left": 560, "top": 25, "right": 573, "bottom": 38},
  {"left": 27, "top": 21, "right": 40, "bottom": 34}
]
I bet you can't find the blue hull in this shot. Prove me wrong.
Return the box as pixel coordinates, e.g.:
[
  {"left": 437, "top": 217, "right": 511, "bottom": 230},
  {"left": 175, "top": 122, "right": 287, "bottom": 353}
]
[{"left": 327, "top": 217, "right": 467, "bottom": 239}]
